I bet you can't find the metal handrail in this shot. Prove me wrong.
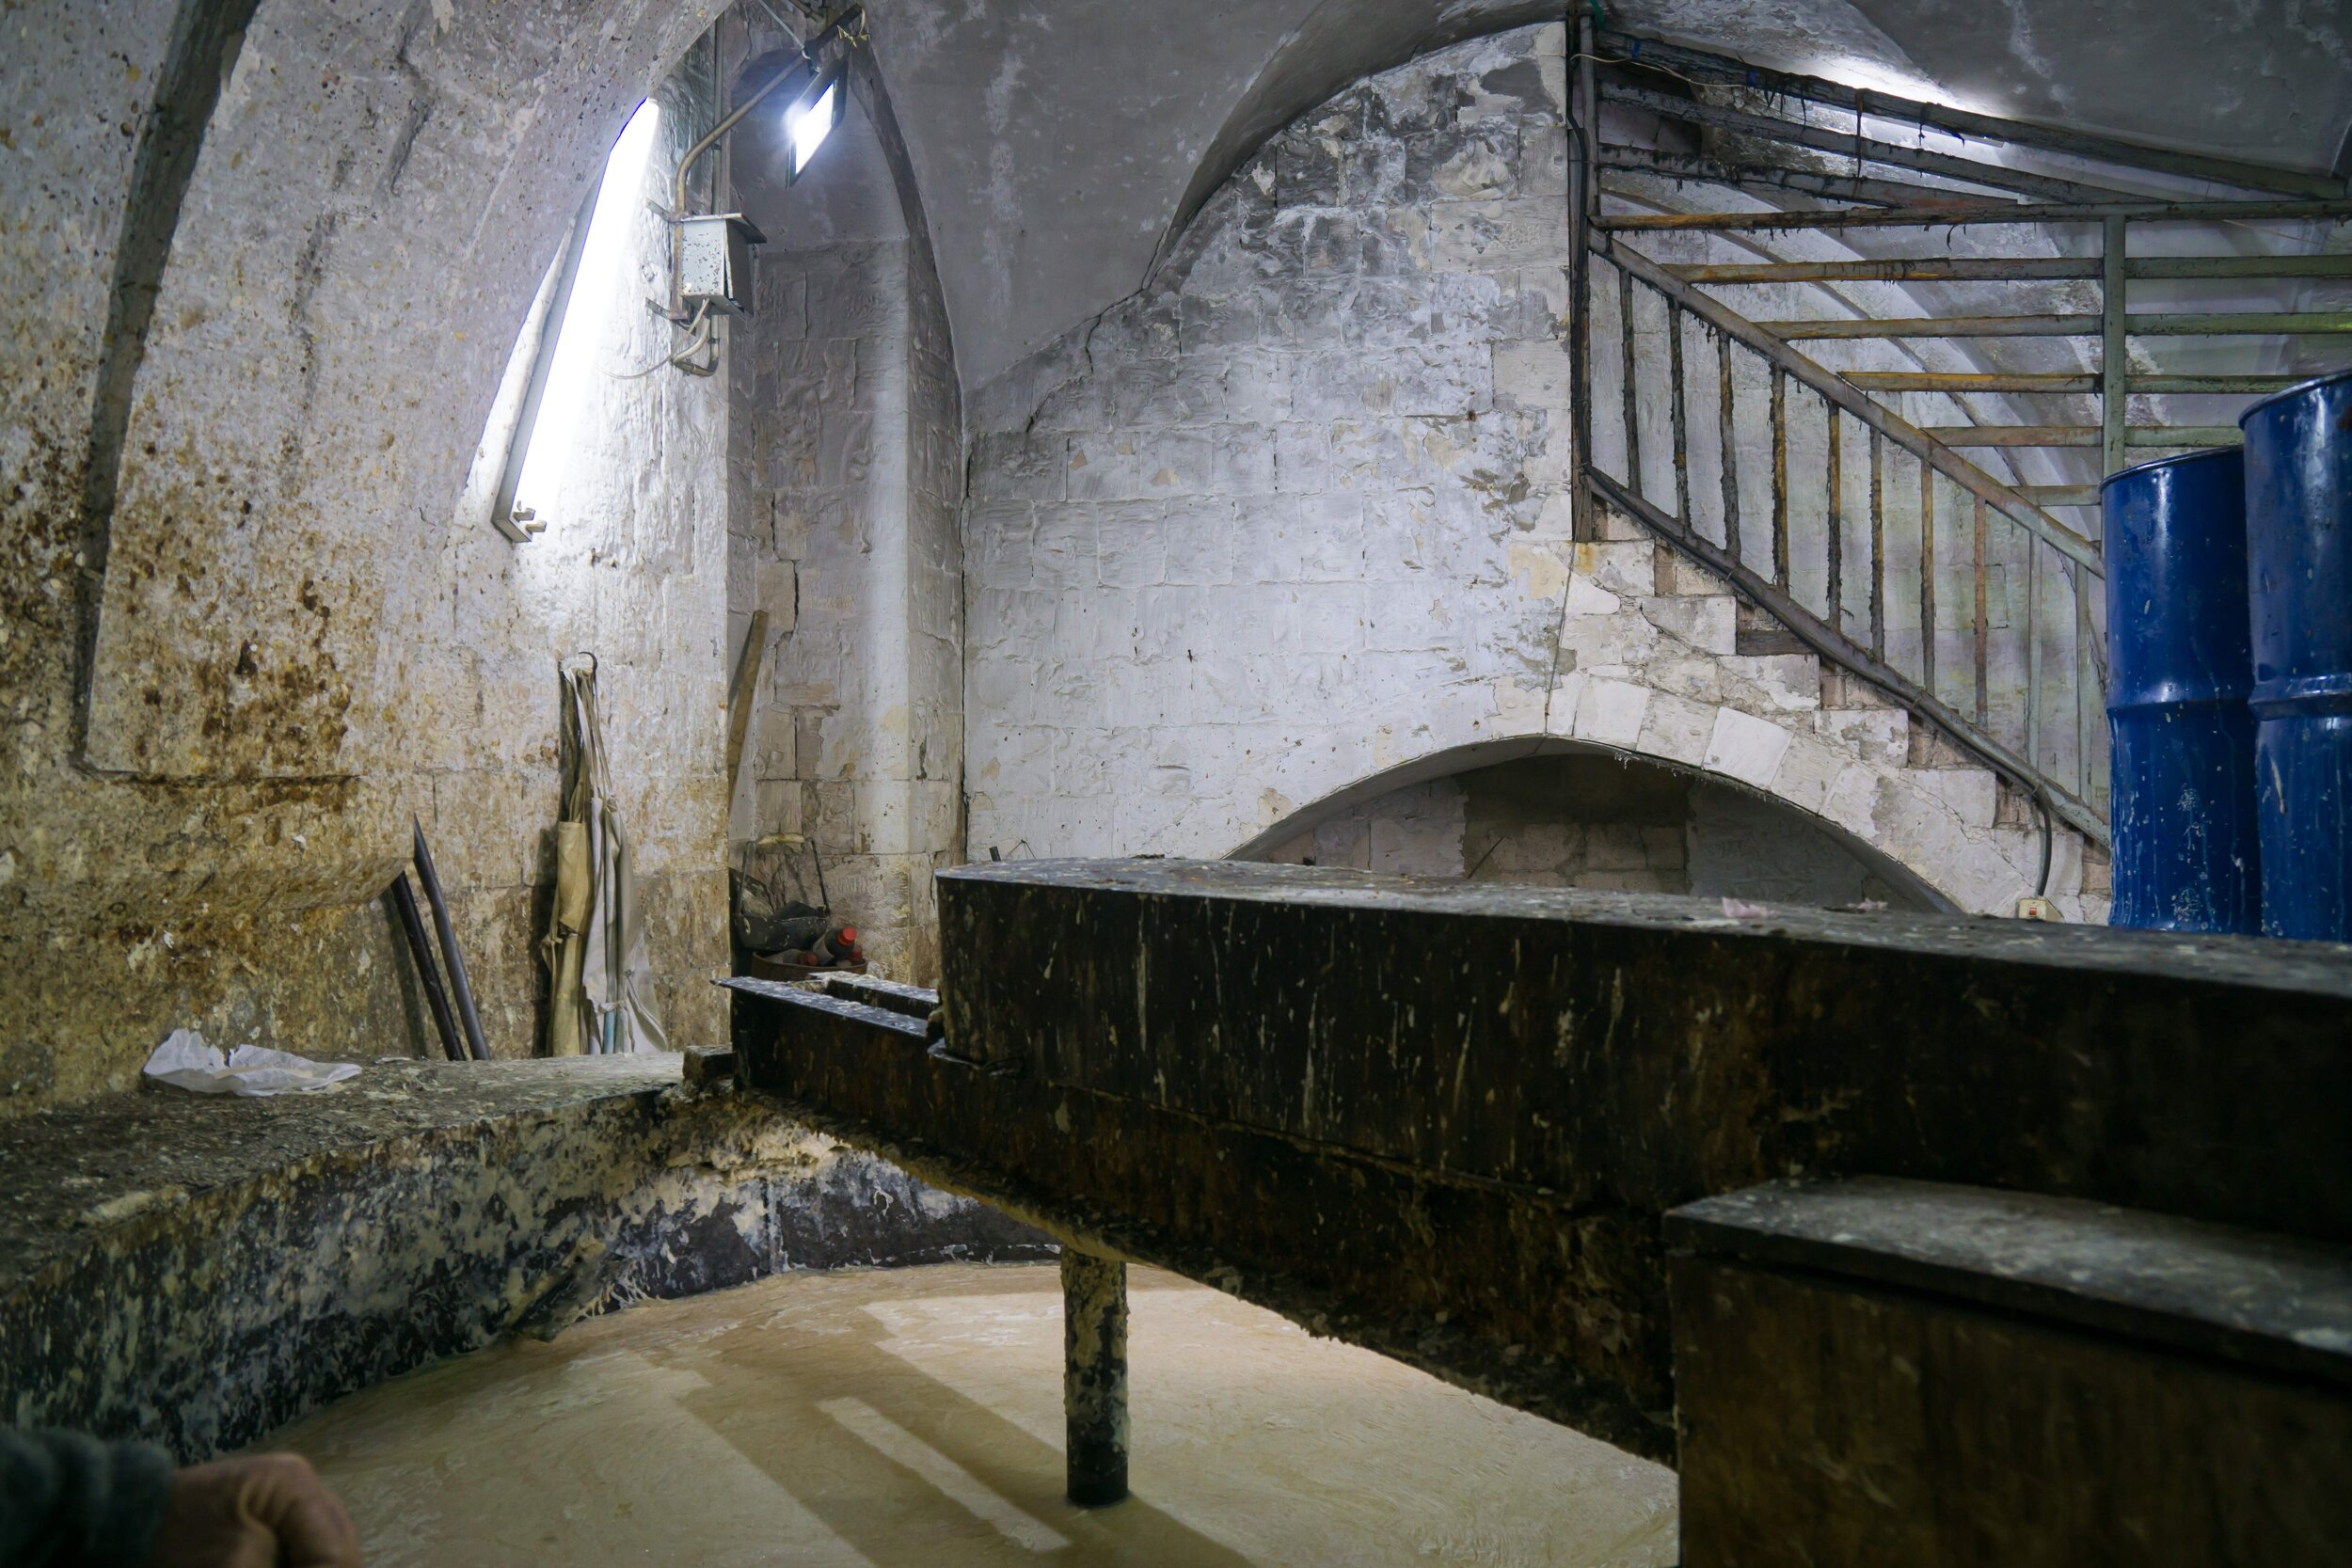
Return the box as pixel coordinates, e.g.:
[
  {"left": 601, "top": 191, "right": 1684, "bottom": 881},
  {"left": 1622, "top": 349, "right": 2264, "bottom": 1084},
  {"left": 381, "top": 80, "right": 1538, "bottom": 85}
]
[
  {"left": 1596, "top": 235, "right": 2102, "bottom": 574},
  {"left": 1583, "top": 245, "right": 2110, "bottom": 842},
  {"left": 1569, "top": 23, "right": 2352, "bottom": 851}
]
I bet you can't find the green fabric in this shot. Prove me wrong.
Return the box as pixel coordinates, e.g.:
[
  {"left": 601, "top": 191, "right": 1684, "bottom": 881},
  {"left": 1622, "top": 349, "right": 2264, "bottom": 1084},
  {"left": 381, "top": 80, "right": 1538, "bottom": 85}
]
[{"left": 0, "top": 1427, "right": 173, "bottom": 1567}]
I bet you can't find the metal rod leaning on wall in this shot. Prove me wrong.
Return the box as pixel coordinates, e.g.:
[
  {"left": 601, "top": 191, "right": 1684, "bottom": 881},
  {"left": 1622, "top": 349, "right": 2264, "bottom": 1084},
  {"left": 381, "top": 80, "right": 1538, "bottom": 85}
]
[
  {"left": 390, "top": 873, "right": 467, "bottom": 1063},
  {"left": 413, "top": 819, "right": 490, "bottom": 1061}
]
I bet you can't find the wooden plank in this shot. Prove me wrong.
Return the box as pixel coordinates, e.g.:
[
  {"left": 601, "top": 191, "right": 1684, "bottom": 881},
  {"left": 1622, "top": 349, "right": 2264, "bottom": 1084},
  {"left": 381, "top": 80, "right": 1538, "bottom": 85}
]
[{"left": 723, "top": 609, "right": 771, "bottom": 801}]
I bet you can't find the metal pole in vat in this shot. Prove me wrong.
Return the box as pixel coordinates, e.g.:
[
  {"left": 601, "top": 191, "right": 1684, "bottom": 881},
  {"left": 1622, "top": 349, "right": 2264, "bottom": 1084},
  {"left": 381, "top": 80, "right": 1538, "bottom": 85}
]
[
  {"left": 1062, "top": 1247, "right": 1128, "bottom": 1506},
  {"left": 2240, "top": 368, "right": 2352, "bottom": 942}
]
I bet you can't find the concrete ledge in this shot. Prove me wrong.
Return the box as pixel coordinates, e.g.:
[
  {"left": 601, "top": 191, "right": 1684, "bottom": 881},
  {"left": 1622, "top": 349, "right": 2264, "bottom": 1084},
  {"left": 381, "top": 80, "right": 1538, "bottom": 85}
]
[
  {"left": 0, "top": 1056, "right": 1050, "bottom": 1459},
  {"left": 1669, "top": 1179, "right": 2352, "bottom": 1566},
  {"left": 1667, "top": 1178, "right": 2352, "bottom": 1391}
]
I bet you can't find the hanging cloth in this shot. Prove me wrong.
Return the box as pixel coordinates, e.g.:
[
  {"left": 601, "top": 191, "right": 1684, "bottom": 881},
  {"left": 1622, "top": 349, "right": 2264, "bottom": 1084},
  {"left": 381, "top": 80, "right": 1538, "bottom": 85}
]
[{"left": 543, "top": 657, "right": 668, "bottom": 1054}]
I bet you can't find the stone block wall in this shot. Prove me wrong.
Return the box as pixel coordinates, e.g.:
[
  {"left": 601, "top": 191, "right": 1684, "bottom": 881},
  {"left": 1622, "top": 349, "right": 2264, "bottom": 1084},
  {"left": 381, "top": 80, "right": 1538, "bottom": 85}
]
[
  {"left": 726, "top": 71, "right": 964, "bottom": 984},
  {"left": 961, "top": 21, "right": 2096, "bottom": 920}
]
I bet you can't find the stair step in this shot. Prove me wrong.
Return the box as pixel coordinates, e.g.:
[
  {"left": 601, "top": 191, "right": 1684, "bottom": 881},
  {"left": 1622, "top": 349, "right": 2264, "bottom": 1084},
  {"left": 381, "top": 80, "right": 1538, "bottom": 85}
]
[{"left": 1734, "top": 601, "right": 1807, "bottom": 657}]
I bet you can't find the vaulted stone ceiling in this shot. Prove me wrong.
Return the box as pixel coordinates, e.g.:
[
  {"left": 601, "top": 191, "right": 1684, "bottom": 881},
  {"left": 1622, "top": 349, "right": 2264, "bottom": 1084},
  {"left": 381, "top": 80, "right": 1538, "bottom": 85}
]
[{"left": 857, "top": 0, "right": 2352, "bottom": 391}]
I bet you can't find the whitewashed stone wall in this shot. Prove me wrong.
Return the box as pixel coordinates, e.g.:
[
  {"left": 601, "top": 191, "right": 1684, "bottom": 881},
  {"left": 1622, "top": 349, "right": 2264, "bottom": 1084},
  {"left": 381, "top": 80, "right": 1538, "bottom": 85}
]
[
  {"left": 728, "top": 82, "right": 965, "bottom": 983},
  {"left": 434, "top": 53, "right": 736, "bottom": 1053},
  {"left": 962, "top": 22, "right": 2101, "bottom": 919}
]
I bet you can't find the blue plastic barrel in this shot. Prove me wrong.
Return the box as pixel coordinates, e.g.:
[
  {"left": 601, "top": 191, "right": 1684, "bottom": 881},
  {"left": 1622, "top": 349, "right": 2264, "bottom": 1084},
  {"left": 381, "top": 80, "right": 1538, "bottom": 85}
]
[
  {"left": 2102, "top": 447, "right": 2261, "bottom": 933},
  {"left": 2241, "top": 368, "right": 2352, "bottom": 942}
]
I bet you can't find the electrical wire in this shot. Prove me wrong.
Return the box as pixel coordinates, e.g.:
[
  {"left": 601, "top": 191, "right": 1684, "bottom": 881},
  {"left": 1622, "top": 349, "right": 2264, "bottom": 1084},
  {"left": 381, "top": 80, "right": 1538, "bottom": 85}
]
[
  {"left": 609, "top": 302, "right": 715, "bottom": 378},
  {"left": 1571, "top": 50, "right": 1712, "bottom": 96},
  {"left": 747, "top": 0, "right": 805, "bottom": 47}
]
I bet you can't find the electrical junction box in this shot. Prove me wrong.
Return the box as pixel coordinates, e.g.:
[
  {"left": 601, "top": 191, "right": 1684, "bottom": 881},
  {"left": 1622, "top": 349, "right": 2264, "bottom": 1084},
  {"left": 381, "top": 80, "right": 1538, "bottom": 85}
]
[{"left": 678, "top": 214, "right": 766, "bottom": 315}]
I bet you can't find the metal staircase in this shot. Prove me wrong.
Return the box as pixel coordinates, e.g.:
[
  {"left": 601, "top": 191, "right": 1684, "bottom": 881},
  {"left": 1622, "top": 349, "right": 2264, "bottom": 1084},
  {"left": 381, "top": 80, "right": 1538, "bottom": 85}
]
[{"left": 1565, "top": 24, "right": 2352, "bottom": 846}]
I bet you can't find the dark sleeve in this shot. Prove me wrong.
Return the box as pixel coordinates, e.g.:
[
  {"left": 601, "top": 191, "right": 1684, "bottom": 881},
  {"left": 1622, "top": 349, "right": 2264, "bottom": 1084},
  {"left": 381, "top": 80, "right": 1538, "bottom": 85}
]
[{"left": 0, "top": 1428, "right": 174, "bottom": 1568}]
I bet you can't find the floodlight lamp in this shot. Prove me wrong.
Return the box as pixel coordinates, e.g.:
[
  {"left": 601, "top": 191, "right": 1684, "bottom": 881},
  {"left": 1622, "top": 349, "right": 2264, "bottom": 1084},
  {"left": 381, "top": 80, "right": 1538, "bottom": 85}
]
[{"left": 785, "top": 75, "right": 842, "bottom": 182}]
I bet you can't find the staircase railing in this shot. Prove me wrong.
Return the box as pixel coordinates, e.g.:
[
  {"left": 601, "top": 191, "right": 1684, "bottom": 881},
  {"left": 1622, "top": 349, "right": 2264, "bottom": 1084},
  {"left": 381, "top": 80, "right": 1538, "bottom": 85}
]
[
  {"left": 1582, "top": 238, "right": 2111, "bottom": 838},
  {"left": 1567, "top": 24, "right": 2352, "bottom": 847}
]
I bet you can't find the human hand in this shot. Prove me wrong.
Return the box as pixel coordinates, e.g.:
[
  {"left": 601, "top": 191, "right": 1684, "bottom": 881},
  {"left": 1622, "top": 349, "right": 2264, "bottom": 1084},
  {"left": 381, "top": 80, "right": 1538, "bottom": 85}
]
[{"left": 150, "top": 1452, "right": 363, "bottom": 1568}]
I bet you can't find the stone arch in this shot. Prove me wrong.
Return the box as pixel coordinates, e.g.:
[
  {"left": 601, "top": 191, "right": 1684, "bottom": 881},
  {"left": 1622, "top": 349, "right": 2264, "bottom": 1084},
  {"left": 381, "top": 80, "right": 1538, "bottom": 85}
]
[{"left": 1229, "top": 733, "right": 1955, "bottom": 913}]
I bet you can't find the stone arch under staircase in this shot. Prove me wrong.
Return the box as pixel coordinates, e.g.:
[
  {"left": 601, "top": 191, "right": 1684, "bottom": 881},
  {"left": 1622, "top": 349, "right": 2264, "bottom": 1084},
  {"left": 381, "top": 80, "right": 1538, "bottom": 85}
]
[
  {"left": 959, "top": 19, "right": 2347, "bottom": 920},
  {"left": 1561, "top": 24, "right": 2350, "bottom": 919}
]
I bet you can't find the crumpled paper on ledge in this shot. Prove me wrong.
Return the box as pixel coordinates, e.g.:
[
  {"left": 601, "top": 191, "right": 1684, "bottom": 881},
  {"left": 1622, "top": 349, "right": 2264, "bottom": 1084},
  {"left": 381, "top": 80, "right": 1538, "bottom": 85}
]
[{"left": 142, "top": 1029, "right": 361, "bottom": 1097}]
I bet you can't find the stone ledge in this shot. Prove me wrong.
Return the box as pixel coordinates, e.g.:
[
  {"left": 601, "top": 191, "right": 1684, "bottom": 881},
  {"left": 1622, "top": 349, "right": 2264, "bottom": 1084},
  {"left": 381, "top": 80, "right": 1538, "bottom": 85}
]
[
  {"left": 0, "top": 1056, "right": 1049, "bottom": 1459},
  {"left": 1668, "top": 1177, "right": 2352, "bottom": 1391}
]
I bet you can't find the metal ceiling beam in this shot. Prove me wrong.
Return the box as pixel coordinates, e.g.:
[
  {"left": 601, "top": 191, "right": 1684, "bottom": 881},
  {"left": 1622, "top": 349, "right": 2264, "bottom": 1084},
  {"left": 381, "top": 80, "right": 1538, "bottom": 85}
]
[
  {"left": 1921, "top": 425, "right": 2244, "bottom": 448},
  {"left": 1755, "top": 311, "right": 2352, "bottom": 339},
  {"left": 1602, "top": 83, "right": 2138, "bottom": 207},
  {"left": 1598, "top": 147, "right": 1959, "bottom": 210},
  {"left": 1598, "top": 198, "right": 2352, "bottom": 232},
  {"left": 1672, "top": 256, "right": 2352, "bottom": 284},
  {"left": 1597, "top": 29, "right": 2347, "bottom": 199},
  {"left": 1843, "top": 372, "right": 2100, "bottom": 393}
]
